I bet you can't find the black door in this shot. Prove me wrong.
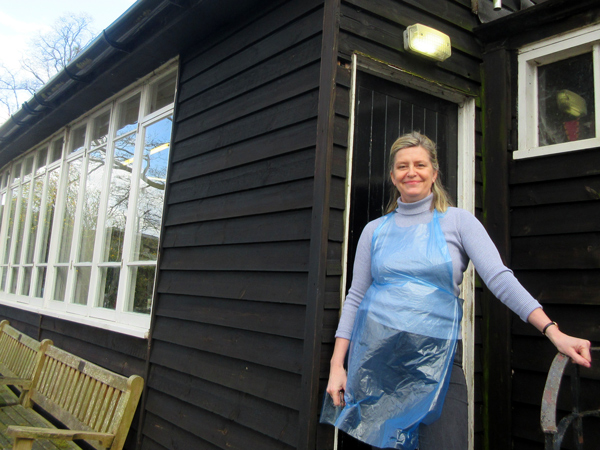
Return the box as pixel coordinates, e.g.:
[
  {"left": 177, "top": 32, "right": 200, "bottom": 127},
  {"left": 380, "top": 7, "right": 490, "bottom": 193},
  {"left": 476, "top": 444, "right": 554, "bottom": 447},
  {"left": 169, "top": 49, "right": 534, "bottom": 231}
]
[{"left": 340, "top": 71, "right": 459, "bottom": 450}]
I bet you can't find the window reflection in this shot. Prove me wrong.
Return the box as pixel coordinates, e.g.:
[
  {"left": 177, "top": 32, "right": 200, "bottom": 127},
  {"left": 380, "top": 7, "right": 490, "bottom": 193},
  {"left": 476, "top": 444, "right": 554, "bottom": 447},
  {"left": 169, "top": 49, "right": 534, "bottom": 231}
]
[
  {"left": 133, "top": 116, "right": 171, "bottom": 262},
  {"left": 538, "top": 52, "right": 596, "bottom": 146}
]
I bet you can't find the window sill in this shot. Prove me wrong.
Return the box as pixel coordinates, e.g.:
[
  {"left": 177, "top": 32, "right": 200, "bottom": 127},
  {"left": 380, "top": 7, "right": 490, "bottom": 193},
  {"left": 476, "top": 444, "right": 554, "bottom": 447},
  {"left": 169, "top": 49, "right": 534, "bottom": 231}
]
[
  {"left": 0, "top": 295, "right": 150, "bottom": 339},
  {"left": 513, "top": 136, "right": 600, "bottom": 160}
]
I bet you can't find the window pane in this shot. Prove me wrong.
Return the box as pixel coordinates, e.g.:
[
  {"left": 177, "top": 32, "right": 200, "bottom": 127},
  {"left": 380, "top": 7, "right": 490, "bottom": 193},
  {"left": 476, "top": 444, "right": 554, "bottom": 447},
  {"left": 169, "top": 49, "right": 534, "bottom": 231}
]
[
  {"left": 73, "top": 266, "right": 91, "bottom": 305},
  {"left": 23, "top": 156, "right": 34, "bottom": 182},
  {"left": 12, "top": 162, "right": 21, "bottom": 185},
  {"left": 3, "top": 188, "right": 18, "bottom": 264},
  {"left": 36, "top": 147, "right": 48, "bottom": 174},
  {"left": 8, "top": 268, "right": 18, "bottom": 294},
  {"left": 103, "top": 135, "right": 135, "bottom": 262},
  {"left": 21, "top": 267, "right": 32, "bottom": 296},
  {"left": 25, "top": 178, "right": 44, "bottom": 263},
  {"left": 50, "top": 138, "right": 63, "bottom": 163},
  {"left": 92, "top": 111, "right": 111, "bottom": 148},
  {"left": 39, "top": 169, "right": 59, "bottom": 263},
  {"left": 117, "top": 95, "right": 140, "bottom": 136},
  {"left": 133, "top": 117, "right": 171, "bottom": 261},
  {"left": 149, "top": 73, "right": 176, "bottom": 114},
  {"left": 69, "top": 125, "right": 87, "bottom": 153},
  {"left": 13, "top": 181, "right": 30, "bottom": 265},
  {"left": 127, "top": 265, "right": 155, "bottom": 314},
  {"left": 58, "top": 159, "right": 82, "bottom": 262},
  {"left": 538, "top": 52, "right": 596, "bottom": 146},
  {"left": 78, "top": 148, "right": 106, "bottom": 262},
  {"left": 53, "top": 266, "right": 68, "bottom": 301},
  {"left": 98, "top": 266, "right": 119, "bottom": 310},
  {"left": 34, "top": 267, "right": 46, "bottom": 298}
]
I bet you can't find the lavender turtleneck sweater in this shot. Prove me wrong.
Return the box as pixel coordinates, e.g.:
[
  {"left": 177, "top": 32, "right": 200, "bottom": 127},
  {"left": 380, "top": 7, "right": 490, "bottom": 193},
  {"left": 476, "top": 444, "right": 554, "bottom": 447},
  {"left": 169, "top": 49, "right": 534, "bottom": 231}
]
[{"left": 335, "top": 194, "right": 542, "bottom": 340}]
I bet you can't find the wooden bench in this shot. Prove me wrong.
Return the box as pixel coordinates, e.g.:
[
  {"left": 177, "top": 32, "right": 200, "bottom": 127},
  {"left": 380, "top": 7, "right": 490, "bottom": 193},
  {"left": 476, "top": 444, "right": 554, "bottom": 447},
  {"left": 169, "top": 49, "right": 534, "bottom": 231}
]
[
  {"left": 0, "top": 320, "right": 52, "bottom": 407},
  {"left": 0, "top": 322, "right": 144, "bottom": 450}
]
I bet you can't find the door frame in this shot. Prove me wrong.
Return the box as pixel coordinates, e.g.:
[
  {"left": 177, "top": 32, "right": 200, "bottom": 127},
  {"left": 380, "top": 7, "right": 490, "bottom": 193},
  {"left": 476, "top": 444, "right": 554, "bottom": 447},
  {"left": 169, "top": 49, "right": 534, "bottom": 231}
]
[{"left": 339, "top": 53, "right": 477, "bottom": 450}]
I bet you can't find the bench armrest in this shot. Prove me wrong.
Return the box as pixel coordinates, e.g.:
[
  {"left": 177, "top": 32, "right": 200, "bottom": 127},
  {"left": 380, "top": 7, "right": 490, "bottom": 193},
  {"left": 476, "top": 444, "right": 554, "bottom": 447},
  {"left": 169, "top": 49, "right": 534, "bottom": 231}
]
[
  {"left": 0, "top": 378, "right": 32, "bottom": 389},
  {"left": 7, "top": 426, "right": 114, "bottom": 447}
]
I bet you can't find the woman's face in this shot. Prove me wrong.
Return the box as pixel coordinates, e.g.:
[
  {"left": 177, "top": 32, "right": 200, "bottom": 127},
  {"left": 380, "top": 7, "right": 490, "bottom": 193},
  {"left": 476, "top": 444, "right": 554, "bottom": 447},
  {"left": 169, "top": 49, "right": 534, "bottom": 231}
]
[{"left": 390, "top": 145, "right": 438, "bottom": 203}]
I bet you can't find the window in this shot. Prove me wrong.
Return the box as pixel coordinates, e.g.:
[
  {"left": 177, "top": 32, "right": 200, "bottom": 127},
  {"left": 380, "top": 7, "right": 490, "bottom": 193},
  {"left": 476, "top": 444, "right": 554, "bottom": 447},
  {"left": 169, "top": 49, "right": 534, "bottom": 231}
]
[
  {"left": 0, "top": 67, "right": 177, "bottom": 336},
  {"left": 516, "top": 24, "right": 600, "bottom": 159}
]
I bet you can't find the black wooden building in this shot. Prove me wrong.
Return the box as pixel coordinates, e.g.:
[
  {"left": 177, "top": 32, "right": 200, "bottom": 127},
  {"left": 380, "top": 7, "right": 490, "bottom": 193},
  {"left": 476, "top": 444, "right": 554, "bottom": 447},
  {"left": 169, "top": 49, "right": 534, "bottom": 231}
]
[{"left": 0, "top": 1, "right": 598, "bottom": 449}]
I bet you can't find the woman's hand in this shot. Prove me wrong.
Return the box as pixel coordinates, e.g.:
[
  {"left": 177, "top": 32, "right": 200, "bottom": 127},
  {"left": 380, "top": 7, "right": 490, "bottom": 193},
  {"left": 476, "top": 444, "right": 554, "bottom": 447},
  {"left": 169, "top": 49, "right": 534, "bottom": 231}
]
[
  {"left": 545, "top": 326, "right": 592, "bottom": 368},
  {"left": 327, "top": 338, "right": 351, "bottom": 407},
  {"left": 326, "top": 364, "right": 347, "bottom": 407},
  {"left": 528, "top": 308, "right": 592, "bottom": 368}
]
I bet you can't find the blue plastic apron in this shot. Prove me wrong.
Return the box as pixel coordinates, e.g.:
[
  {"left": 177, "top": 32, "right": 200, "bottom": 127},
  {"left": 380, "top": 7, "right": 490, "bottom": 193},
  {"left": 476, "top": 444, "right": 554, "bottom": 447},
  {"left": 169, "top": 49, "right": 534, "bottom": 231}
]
[{"left": 321, "top": 210, "right": 463, "bottom": 449}]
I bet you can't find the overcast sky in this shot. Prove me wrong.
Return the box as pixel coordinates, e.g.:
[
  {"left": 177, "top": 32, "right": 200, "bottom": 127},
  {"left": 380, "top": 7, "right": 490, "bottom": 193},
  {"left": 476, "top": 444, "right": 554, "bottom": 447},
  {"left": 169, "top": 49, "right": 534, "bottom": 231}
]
[{"left": 0, "top": 0, "right": 137, "bottom": 71}]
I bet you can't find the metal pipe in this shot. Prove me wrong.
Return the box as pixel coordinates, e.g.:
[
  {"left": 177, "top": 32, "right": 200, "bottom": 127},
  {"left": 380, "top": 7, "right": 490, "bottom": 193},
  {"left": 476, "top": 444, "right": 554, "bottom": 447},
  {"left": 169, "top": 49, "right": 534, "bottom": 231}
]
[{"left": 494, "top": 0, "right": 502, "bottom": 10}]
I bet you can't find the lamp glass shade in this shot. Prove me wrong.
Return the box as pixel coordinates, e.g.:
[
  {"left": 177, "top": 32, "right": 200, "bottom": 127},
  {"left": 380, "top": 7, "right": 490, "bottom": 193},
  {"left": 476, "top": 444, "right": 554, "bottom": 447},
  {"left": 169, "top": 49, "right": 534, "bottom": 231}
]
[{"left": 403, "top": 24, "right": 451, "bottom": 62}]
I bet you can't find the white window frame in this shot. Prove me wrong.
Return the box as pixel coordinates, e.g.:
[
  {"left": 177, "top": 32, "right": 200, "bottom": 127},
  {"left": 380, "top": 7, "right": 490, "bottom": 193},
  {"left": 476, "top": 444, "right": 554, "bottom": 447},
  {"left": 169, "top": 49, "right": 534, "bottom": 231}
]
[
  {"left": 0, "top": 61, "right": 177, "bottom": 338},
  {"left": 516, "top": 24, "right": 600, "bottom": 159}
]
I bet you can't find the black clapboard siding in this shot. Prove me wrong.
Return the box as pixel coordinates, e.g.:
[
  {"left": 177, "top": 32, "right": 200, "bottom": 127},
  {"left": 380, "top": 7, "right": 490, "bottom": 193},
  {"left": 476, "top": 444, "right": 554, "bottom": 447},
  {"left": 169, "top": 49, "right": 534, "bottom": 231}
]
[
  {"left": 172, "top": 90, "right": 319, "bottom": 161},
  {"left": 160, "top": 242, "right": 310, "bottom": 272},
  {"left": 510, "top": 146, "right": 600, "bottom": 184},
  {"left": 169, "top": 120, "right": 318, "bottom": 183},
  {"left": 512, "top": 233, "right": 600, "bottom": 270},
  {"left": 146, "top": 390, "right": 294, "bottom": 450},
  {"left": 178, "top": 7, "right": 323, "bottom": 103},
  {"left": 510, "top": 175, "right": 600, "bottom": 207},
  {"left": 148, "top": 364, "right": 299, "bottom": 446},
  {"left": 142, "top": 412, "right": 219, "bottom": 450},
  {"left": 511, "top": 202, "right": 600, "bottom": 237},
  {"left": 150, "top": 341, "right": 301, "bottom": 409},
  {"left": 155, "top": 295, "right": 306, "bottom": 339},
  {"left": 161, "top": 209, "right": 313, "bottom": 248},
  {"left": 168, "top": 149, "right": 316, "bottom": 203},
  {"left": 179, "top": 32, "right": 323, "bottom": 119},
  {"left": 152, "top": 318, "right": 303, "bottom": 373},
  {"left": 512, "top": 269, "right": 600, "bottom": 305},
  {"left": 177, "top": 63, "right": 321, "bottom": 140},
  {"left": 175, "top": 86, "right": 320, "bottom": 144},
  {"left": 165, "top": 178, "right": 314, "bottom": 224},
  {"left": 0, "top": 306, "right": 40, "bottom": 340},
  {"left": 179, "top": 0, "right": 322, "bottom": 83},
  {"left": 157, "top": 271, "right": 308, "bottom": 305}
]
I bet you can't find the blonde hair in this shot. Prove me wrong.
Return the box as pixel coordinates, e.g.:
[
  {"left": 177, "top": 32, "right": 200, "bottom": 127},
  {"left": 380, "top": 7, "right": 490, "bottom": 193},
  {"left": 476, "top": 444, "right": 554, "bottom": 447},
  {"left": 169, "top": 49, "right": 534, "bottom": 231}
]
[{"left": 385, "top": 131, "right": 453, "bottom": 213}]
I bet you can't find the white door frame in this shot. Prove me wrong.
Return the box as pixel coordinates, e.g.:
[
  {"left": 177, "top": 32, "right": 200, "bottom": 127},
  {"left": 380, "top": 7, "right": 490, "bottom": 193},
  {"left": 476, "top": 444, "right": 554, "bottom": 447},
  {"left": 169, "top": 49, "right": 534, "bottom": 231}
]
[{"left": 338, "top": 52, "right": 477, "bottom": 450}]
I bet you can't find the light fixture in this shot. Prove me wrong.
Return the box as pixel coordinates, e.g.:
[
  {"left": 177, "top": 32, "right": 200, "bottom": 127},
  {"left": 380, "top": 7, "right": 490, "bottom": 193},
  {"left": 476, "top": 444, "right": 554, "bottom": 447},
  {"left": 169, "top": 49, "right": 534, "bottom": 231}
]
[{"left": 403, "top": 24, "right": 451, "bottom": 62}]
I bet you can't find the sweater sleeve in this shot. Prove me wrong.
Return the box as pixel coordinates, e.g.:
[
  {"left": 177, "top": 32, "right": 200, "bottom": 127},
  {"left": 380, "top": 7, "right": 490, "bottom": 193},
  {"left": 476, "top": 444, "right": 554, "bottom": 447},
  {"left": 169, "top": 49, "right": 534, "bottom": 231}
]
[
  {"left": 334, "top": 219, "right": 382, "bottom": 339},
  {"left": 456, "top": 210, "right": 542, "bottom": 322}
]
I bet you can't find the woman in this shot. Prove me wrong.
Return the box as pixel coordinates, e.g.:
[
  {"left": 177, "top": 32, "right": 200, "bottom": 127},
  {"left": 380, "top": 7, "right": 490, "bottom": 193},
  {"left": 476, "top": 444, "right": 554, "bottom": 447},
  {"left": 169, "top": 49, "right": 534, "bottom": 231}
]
[{"left": 323, "top": 132, "right": 591, "bottom": 450}]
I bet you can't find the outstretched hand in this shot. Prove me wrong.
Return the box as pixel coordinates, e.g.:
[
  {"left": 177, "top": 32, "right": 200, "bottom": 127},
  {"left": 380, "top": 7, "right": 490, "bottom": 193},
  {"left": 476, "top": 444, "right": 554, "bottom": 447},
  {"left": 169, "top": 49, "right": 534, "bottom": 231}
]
[{"left": 546, "top": 327, "right": 592, "bottom": 368}]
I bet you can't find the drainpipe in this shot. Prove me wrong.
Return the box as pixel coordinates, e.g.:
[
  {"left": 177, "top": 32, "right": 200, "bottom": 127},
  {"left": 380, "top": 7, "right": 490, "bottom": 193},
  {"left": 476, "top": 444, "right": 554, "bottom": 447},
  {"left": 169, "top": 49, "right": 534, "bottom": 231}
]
[{"left": 494, "top": 0, "right": 502, "bottom": 10}]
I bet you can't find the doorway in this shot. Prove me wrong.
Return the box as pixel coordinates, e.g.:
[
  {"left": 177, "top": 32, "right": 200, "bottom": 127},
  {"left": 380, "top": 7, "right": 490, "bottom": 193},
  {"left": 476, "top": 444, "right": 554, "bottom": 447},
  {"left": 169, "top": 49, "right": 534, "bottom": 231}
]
[{"left": 338, "top": 64, "right": 475, "bottom": 450}]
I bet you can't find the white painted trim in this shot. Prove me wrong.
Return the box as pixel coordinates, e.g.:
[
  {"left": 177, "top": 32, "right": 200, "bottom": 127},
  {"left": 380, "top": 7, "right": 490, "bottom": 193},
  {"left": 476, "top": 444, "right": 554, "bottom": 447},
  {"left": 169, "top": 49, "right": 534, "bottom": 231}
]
[
  {"left": 457, "top": 98, "right": 476, "bottom": 450},
  {"left": 516, "top": 24, "right": 600, "bottom": 159},
  {"left": 339, "top": 53, "right": 478, "bottom": 450}
]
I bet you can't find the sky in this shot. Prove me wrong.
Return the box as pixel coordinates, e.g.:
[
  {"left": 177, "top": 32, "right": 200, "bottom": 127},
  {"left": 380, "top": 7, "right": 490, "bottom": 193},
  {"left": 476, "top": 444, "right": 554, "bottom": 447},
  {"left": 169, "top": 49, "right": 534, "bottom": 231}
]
[{"left": 0, "top": 0, "right": 137, "bottom": 71}]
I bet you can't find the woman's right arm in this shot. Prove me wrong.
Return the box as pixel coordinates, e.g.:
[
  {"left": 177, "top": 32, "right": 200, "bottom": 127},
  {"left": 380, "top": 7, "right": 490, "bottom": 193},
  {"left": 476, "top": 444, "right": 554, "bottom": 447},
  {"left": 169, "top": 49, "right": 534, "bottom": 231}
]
[{"left": 326, "top": 338, "right": 350, "bottom": 406}]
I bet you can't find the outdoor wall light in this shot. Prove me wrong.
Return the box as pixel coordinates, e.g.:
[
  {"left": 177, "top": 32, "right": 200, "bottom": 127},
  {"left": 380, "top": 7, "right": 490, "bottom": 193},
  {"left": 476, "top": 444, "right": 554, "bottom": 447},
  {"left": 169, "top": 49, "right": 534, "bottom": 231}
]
[{"left": 403, "top": 24, "right": 451, "bottom": 62}]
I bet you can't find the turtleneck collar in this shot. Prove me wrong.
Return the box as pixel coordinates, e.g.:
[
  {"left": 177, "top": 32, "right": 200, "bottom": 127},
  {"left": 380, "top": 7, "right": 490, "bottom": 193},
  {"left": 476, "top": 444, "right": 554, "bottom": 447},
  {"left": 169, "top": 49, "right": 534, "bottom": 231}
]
[{"left": 395, "top": 194, "right": 433, "bottom": 216}]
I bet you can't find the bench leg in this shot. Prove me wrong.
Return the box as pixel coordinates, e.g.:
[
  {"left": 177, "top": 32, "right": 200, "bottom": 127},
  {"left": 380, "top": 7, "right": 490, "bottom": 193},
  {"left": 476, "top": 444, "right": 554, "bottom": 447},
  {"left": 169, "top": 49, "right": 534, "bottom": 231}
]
[{"left": 13, "top": 437, "right": 34, "bottom": 450}]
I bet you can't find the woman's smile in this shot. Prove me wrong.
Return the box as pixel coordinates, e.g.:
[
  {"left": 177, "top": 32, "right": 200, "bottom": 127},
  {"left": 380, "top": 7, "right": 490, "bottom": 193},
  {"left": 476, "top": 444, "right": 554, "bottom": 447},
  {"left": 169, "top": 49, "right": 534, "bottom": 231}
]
[{"left": 390, "top": 145, "right": 438, "bottom": 203}]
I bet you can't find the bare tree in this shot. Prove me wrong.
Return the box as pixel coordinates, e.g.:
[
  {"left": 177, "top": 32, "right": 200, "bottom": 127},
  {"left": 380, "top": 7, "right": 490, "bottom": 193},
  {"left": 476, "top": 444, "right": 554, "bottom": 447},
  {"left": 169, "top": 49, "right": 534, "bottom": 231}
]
[{"left": 0, "top": 13, "right": 95, "bottom": 121}]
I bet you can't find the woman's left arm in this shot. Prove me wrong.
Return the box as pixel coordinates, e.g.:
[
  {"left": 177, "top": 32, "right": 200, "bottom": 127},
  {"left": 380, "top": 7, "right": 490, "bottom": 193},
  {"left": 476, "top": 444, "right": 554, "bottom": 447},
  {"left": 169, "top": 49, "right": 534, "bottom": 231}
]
[{"left": 527, "top": 307, "right": 592, "bottom": 368}]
